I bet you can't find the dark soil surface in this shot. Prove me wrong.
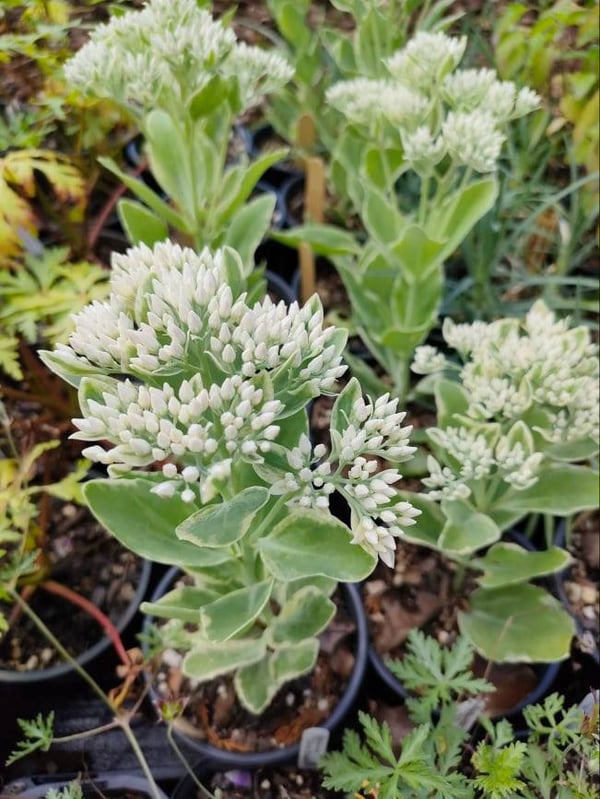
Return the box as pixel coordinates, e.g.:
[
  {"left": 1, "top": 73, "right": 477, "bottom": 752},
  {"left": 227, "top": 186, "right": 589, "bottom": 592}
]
[
  {"left": 0, "top": 503, "right": 142, "bottom": 672},
  {"left": 558, "top": 510, "right": 599, "bottom": 659},
  {"left": 153, "top": 585, "right": 357, "bottom": 752},
  {"left": 363, "top": 541, "right": 541, "bottom": 718}
]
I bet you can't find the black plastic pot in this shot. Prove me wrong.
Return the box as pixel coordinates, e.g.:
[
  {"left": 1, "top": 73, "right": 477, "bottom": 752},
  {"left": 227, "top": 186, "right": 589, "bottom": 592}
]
[
  {"left": 0, "top": 558, "right": 152, "bottom": 688},
  {"left": 246, "top": 124, "right": 303, "bottom": 189},
  {"left": 553, "top": 521, "right": 599, "bottom": 663},
  {"left": 143, "top": 566, "right": 368, "bottom": 771},
  {"left": 366, "top": 529, "right": 562, "bottom": 718},
  {"left": 3, "top": 773, "right": 169, "bottom": 799}
]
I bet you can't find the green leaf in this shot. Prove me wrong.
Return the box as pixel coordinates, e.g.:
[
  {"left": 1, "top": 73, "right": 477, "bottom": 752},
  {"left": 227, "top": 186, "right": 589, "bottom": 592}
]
[
  {"left": 144, "top": 109, "right": 195, "bottom": 220},
  {"left": 433, "top": 378, "right": 469, "bottom": 428},
  {"left": 438, "top": 498, "right": 501, "bottom": 555},
  {"left": 98, "top": 156, "right": 190, "bottom": 232},
  {"left": 217, "top": 148, "right": 289, "bottom": 221},
  {"left": 395, "top": 491, "right": 445, "bottom": 549},
  {"left": 474, "top": 543, "right": 573, "bottom": 589},
  {"left": 234, "top": 654, "right": 277, "bottom": 714},
  {"left": 183, "top": 637, "right": 266, "bottom": 681},
  {"left": 459, "top": 584, "right": 575, "bottom": 663},
  {"left": 428, "top": 177, "right": 498, "bottom": 261},
  {"left": 272, "top": 224, "right": 360, "bottom": 256},
  {"left": 223, "top": 193, "right": 276, "bottom": 269},
  {"left": 267, "top": 586, "right": 336, "bottom": 646},
  {"left": 361, "top": 185, "right": 405, "bottom": 245},
  {"left": 390, "top": 225, "right": 446, "bottom": 282},
  {"left": 175, "top": 487, "right": 270, "bottom": 548},
  {"left": 270, "top": 639, "right": 318, "bottom": 685},
  {"left": 83, "top": 478, "right": 230, "bottom": 567},
  {"left": 117, "top": 198, "right": 168, "bottom": 246},
  {"left": 330, "top": 376, "right": 362, "bottom": 437},
  {"left": 499, "top": 464, "right": 599, "bottom": 516},
  {"left": 141, "top": 586, "right": 219, "bottom": 623},
  {"left": 201, "top": 580, "right": 273, "bottom": 642},
  {"left": 188, "top": 74, "right": 231, "bottom": 118},
  {"left": 258, "top": 508, "right": 376, "bottom": 581}
]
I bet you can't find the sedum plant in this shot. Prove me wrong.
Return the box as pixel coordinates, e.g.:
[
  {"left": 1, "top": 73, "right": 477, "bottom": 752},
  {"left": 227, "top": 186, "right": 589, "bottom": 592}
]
[
  {"left": 321, "top": 630, "right": 599, "bottom": 799},
  {"left": 399, "top": 299, "right": 599, "bottom": 663},
  {"left": 63, "top": 0, "right": 293, "bottom": 265},
  {"left": 40, "top": 239, "right": 420, "bottom": 714},
  {"left": 277, "top": 30, "right": 541, "bottom": 400}
]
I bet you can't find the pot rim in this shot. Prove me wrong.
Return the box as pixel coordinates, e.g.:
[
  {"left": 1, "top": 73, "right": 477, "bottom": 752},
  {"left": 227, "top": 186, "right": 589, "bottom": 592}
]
[
  {"left": 143, "top": 565, "right": 368, "bottom": 768},
  {"left": 0, "top": 558, "right": 152, "bottom": 684}
]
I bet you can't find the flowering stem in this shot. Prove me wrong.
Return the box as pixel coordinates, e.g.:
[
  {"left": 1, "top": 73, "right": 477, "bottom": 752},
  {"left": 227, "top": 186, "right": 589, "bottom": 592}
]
[
  {"left": 8, "top": 587, "right": 163, "bottom": 799},
  {"left": 167, "top": 723, "right": 218, "bottom": 799},
  {"left": 8, "top": 587, "right": 110, "bottom": 707},
  {"left": 41, "top": 579, "right": 131, "bottom": 668}
]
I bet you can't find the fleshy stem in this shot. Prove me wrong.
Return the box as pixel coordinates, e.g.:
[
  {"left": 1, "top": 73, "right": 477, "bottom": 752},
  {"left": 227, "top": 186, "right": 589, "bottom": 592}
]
[
  {"left": 41, "top": 579, "right": 131, "bottom": 668},
  {"left": 8, "top": 588, "right": 162, "bottom": 799},
  {"left": 166, "top": 724, "right": 218, "bottom": 799}
]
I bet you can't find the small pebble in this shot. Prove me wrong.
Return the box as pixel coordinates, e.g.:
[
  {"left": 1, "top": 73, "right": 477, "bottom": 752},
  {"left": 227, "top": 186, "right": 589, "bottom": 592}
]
[
  {"left": 317, "top": 698, "right": 329, "bottom": 712},
  {"left": 40, "top": 648, "right": 54, "bottom": 665},
  {"left": 25, "top": 655, "right": 38, "bottom": 670},
  {"left": 438, "top": 630, "right": 450, "bottom": 645},
  {"left": 565, "top": 582, "right": 582, "bottom": 602},
  {"left": 582, "top": 605, "right": 597, "bottom": 620},
  {"left": 162, "top": 648, "right": 182, "bottom": 668},
  {"left": 260, "top": 780, "right": 270, "bottom": 790},
  {"left": 285, "top": 692, "right": 295, "bottom": 707},
  {"left": 580, "top": 585, "right": 598, "bottom": 605}
]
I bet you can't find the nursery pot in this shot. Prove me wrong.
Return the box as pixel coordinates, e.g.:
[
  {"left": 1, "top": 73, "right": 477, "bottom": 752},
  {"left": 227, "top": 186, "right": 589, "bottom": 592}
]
[
  {"left": 246, "top": 124, "right": 303, "bottom": 189},
  {"left": 3, "top": 773, "right": 169, "bottom": 799},
  {"left": 553, "top": 519, "right": 599, "bottom": 663},
  {"left": 0, "top": 557, "right": 152, "bottom": 687},
  {"left": 366, "top": 529, "right": 561, "bottom": 718},
  {"left": 143, "top": 566, "right": 368, "bottom": 771}
]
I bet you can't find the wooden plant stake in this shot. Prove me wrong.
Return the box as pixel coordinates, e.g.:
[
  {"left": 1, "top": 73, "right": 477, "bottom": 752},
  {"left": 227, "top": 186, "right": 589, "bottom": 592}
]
[{"left": 296, "top": 113, "right": 326, "bottom": 303}]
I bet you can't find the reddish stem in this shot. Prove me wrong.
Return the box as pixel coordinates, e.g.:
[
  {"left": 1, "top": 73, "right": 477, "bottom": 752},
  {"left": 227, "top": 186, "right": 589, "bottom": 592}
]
[
  {"left": 87, "top": 161, "right": 146, "bottom": 252},
  {"left": 41, "top": 579, "right": 131, "bottom": 668}
]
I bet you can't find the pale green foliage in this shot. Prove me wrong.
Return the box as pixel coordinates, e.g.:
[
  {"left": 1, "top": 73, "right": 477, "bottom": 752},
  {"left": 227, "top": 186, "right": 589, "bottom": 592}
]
[
  {"left": 274, "top": 25, "right": 540, "bottom": 400},
  {"left": 64, "top": 0, "right": 293, "bottom": 255},
  {"left": 392, "top": 299, "right": 600, "bottom": 663},
  {"left": 42, "top": 240, "right": 419, "bottom": 715},
  {"left": 472, "top": 741, "right": 527, "bottom": 798},
  {"left": 6, "top": 711, "right": 54, "bottom": 766}
]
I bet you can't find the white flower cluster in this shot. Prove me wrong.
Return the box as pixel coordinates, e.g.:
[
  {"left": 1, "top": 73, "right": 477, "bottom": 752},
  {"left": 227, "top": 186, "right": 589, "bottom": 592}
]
[
  {"left": 54, "top": 240, "right": 347, "bottom": 501},
  {"left": 326, "top": 30, "right": 540, "bottom": 175},
  {"left": 326, "top": 78, "right": 429, "bottom": 131},
  {"left": 271, "top": 394, "right": 420, "bottom": 567},
  {"left": 64, "top": 0, "right": 292, "bottom": 115},
  {"left": 423, "top": 425, "right": 544, "bottom": 500},
  {"left": 412, "top": 300, "right": 600, "bottom": 446}
]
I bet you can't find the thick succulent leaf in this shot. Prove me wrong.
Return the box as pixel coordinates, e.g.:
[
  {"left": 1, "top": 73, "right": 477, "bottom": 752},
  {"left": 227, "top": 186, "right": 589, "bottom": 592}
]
[
  {"left": 459, "top": 584, "right": 575, "bottom": 663},
  {"left": 267, "top": 586, "right": 336, "bottom": 646},
  {"left": 258, "top": 508, "right": 376, "bottom": 581},
  {"left": 200, "top": 580, "right": 273, "bottom": 642},
  {"left": 270, "top": 639, "right": 319, "bottom": 686},
  {"left": 437, "top": 498, "right": 501, "bottom": 555},
  {"left": 182, "top": 637, "right": 266, "bottom": 681},
  {"left": 176, "top": 487, "right": 270, "bottom": 548},
  {"left": 499, "top": 464, "right": 599, "bottom": 516},
  {"left": 141, "top": 586, "right": 221, "bottom": 623},
  {"left": 234, "top": 655, "right": 277, "bottom": 714},
  {"left": 474, "top": 543, "right": 573, "bottom": 588},
  {"left": 83, "top": 478, "right": 230, "bottom": 567}
]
